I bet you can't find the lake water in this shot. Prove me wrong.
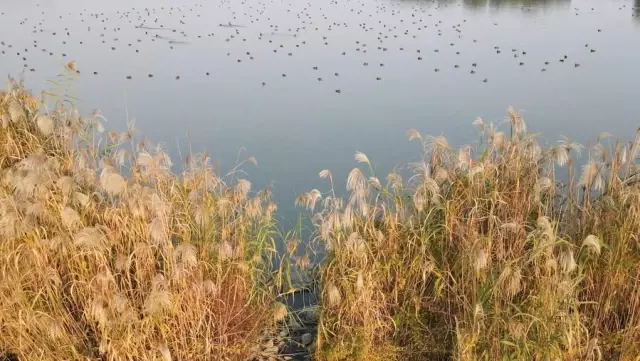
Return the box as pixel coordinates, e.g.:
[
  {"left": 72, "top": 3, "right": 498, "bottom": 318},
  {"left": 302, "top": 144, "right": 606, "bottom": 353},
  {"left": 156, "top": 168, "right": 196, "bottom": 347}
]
[{"left": 1, "top": 0, "right": 639, "bottom": 226}]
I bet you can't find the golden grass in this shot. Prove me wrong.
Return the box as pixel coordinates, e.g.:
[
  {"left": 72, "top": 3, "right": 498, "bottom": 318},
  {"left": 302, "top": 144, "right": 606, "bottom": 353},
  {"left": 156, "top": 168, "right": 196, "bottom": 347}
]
[
  {"left": 1, "top": 74, "right": 639, "bottom": 361},
  {"left": 298, "top": 110, "right": 640, "bottom": 360},
  {"left": 0, "top": 76, "right": 280, "bottom": 360}
]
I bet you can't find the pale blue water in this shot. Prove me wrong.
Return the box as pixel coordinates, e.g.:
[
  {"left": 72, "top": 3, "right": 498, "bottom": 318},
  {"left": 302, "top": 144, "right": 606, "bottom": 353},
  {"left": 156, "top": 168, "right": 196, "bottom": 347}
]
[{"left": 1, "top": 0, "right": 639, "bottom": 227}]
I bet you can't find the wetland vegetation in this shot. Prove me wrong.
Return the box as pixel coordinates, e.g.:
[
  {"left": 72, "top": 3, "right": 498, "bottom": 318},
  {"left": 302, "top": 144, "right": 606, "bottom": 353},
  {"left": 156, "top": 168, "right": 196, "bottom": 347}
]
[
  {"left": 1, "top": 0, "right": 640, "bottom": 360},
  {"left": 1, "top": 75, "right": 638, "bottom": 360}
]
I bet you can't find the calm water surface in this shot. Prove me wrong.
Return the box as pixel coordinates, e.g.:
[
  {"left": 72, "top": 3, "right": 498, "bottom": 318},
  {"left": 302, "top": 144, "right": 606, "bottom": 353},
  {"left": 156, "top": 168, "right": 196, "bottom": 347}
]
[{"left": 1, "top": 0, "right": 639, "bottom": 225}]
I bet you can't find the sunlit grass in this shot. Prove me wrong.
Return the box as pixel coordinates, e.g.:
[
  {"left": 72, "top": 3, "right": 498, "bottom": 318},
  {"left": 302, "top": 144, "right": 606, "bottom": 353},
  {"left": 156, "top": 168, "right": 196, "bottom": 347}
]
[
  {"left": 1, "top": 73, "right": 639, "bottom": 361},
  {"left": 298, "top": 108, "right": 640, "bottom": 360},
  {"left": 0, "top": 74, "right": 281, "bottom": 360}
]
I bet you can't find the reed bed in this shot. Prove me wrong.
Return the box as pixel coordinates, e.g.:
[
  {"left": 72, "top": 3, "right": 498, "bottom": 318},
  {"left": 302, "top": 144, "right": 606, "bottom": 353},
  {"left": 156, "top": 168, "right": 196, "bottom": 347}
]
[
  {"left": 1, "top": 74, "right": 639, "bottom": 361},
  {"left": 0, "top": 75, "right": 281, "bottom": 361},
  {"left": 297, "top": 109, "right": 640, "bottom": 360}
]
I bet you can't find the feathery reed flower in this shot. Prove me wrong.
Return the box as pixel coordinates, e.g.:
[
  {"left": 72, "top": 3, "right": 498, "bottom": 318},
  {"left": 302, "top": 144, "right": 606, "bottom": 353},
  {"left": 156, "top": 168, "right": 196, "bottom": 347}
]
[
  {"left": 365, "top": 177, "right": 380, "bottom": 191},
  {"left": 219, "top": 241, "right": 234, "bottom": 260},
  {"left": 407, "top": 128, "right": 422, "bottom": 141},
  {"left": 201, "top": 280, "right": 219, "bottom": 296},
  {"left": 296, "top": 189, "right": 322, "bottom": 211},
  {"left": 475, "top": 248, "right": 488, "bottom": 273},
  {"left": 319, "top": 169, "right": 332, "bottom": 178},
  {"left": 273, "top": 302, "right": 288, "bottom": 322},
  {"left": 327, "top": 284, "right": 342, "bottom": 307},
  {"left": 347, "top": 168, "right": 366, "bottom": 192},
  {"left": 149, "top": 217, "right": 168, "bottom": 244},
  {"left": 235, "top": 178, "right": 251, "bottom": 200},
  {"left": 498, "top": 265, "right": 522, "bottom": 299},
  {"left": 582, "top": 235, "right": 602, "bottom": 256},
  {"left": 559, "top": 249, "right": 577, "bottom": 274},
  {"left": 87, "top": 297, "right": 108, "bottom": 327},
  {"left": 8, "top": 101, "right": 24, "bottom": 122},
  {"left": 65, "top": 60, "right": 77, "bottom": 72},
  {"left": 56, "top": 176, "right": 74, "bottom": 196},
  {"left": 386, "top": 172, "right": 403, "bottom": 190},
  {"left": 60, "top": 206, "right": 81, "bottom": 229},
  {"left": 355, "top": 151, "right": 370, "bottom": 165},
  {"left": 36, "top": 115, "right": 54, "bottom": 136},
  {"left": 74, "top": 227, "right": 106, "bottom": 251},
  {"left": 99, "top": 167, "right": 126, "bottom": 196},
  {"left": 347, "top": 232, "right": 366, "bottom": 253},
  {"left": 581, "top": 160, "right": 604, "bottom": 191},
  {"left": 174, "top": 242, "right": 197, "bottom": 267},
  {"left": 144, "top": 290, "right": 172, "bottom": 315}
]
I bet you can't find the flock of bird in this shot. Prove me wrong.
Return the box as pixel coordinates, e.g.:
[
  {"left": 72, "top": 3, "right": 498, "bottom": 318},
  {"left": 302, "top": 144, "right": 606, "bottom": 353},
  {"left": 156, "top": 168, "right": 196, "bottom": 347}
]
[{"left": 0, "top": 0, "right": 637, "bottom": 94}]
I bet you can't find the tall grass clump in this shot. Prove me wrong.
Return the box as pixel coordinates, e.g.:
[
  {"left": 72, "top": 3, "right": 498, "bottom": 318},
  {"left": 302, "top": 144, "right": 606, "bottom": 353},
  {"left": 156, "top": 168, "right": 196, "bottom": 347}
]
[
  {"left": 299, "top": 109, "right": 640, "bottom": 360},
  {"left": 0, "top": 75, "right": 281, "bottom": 360}
]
